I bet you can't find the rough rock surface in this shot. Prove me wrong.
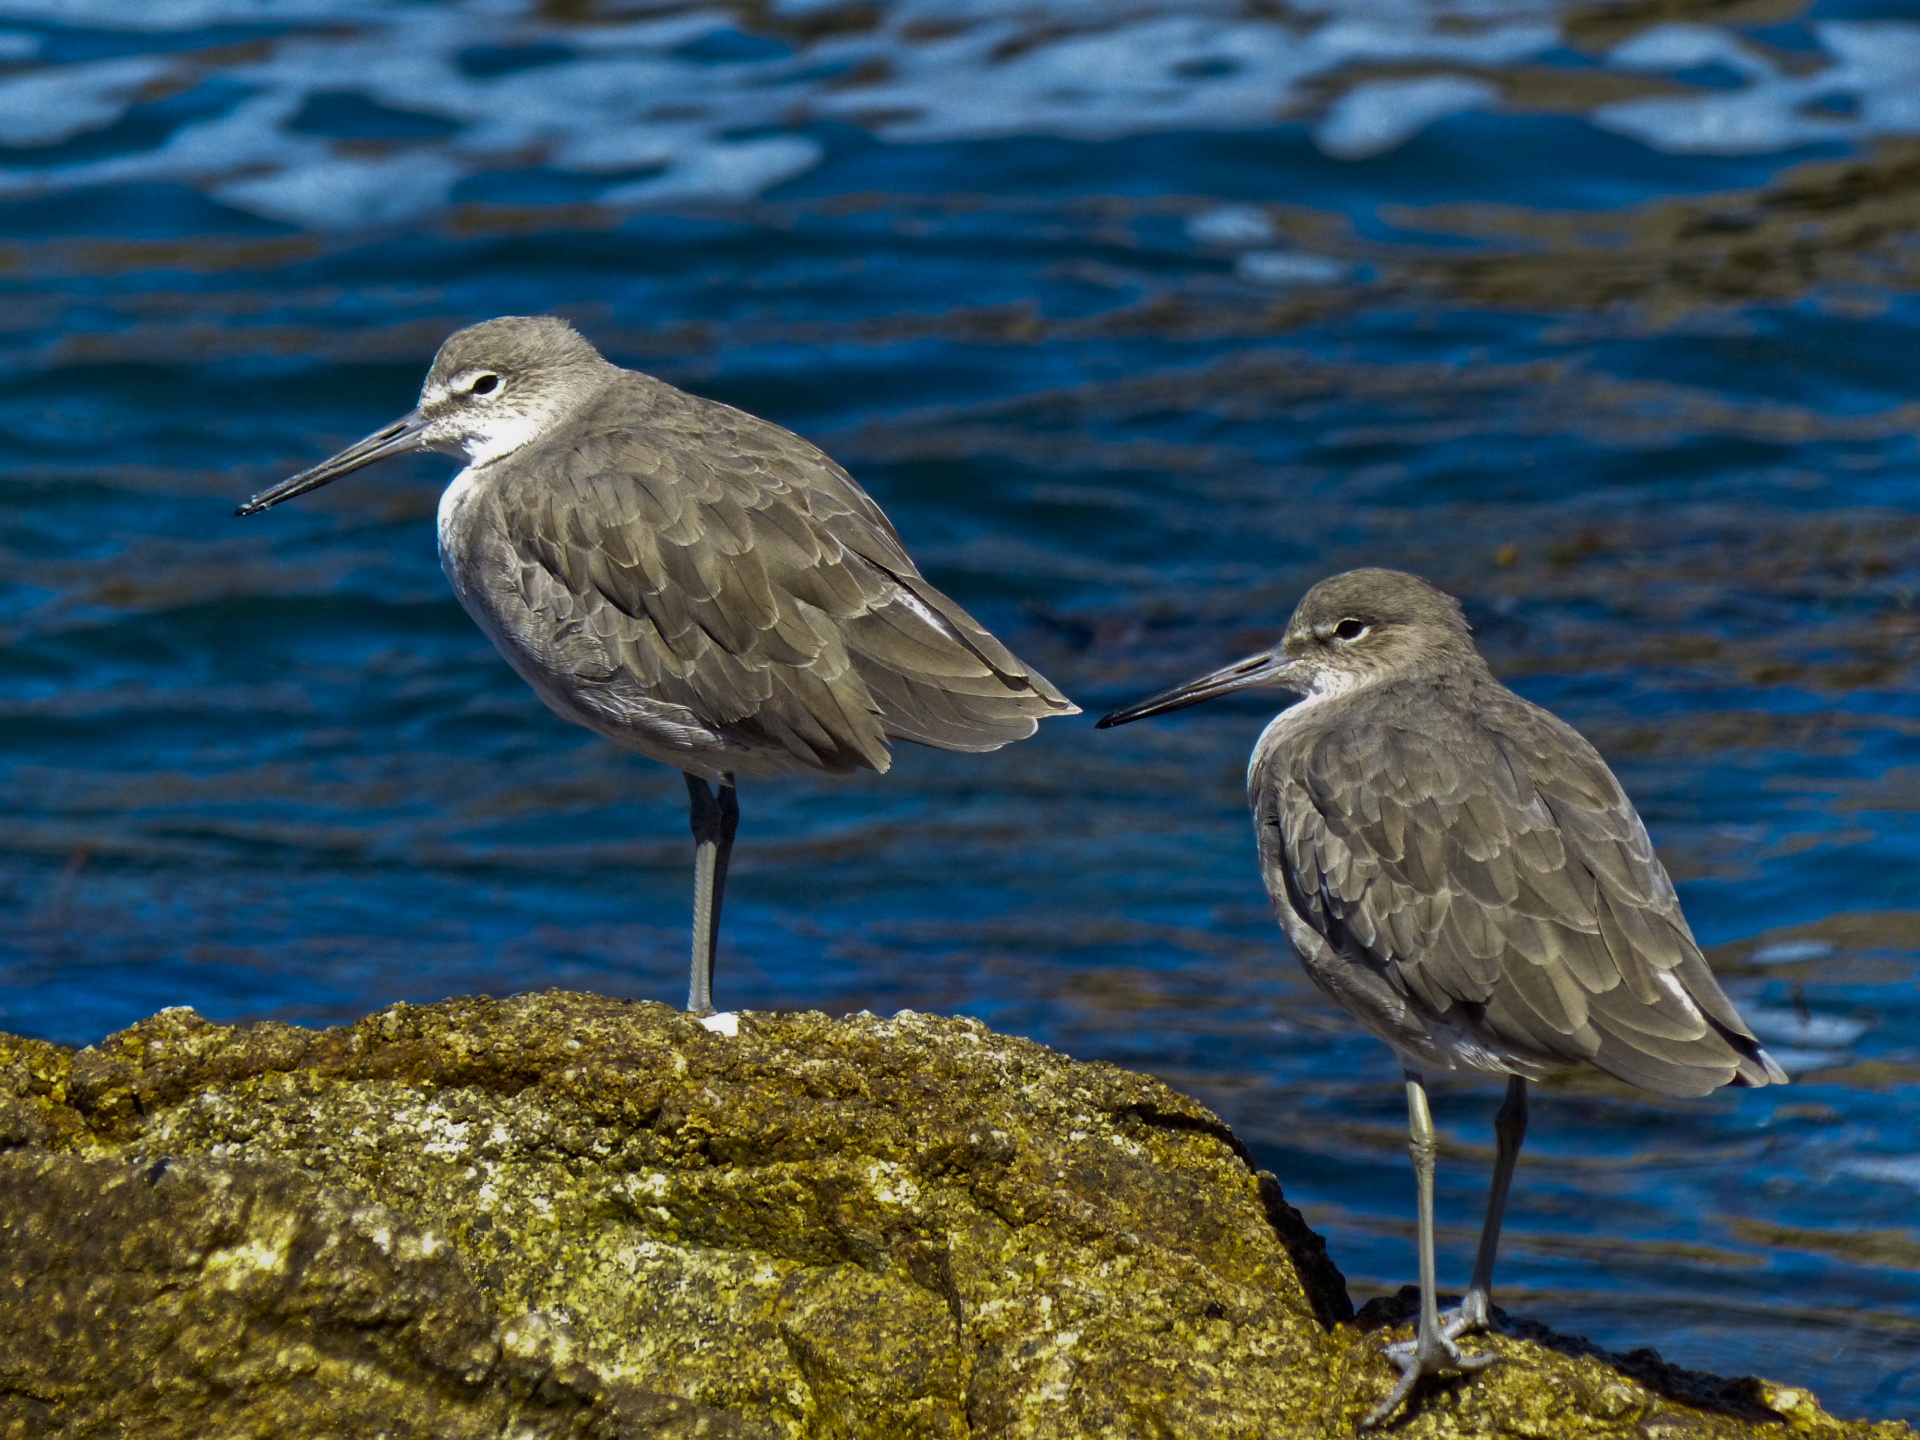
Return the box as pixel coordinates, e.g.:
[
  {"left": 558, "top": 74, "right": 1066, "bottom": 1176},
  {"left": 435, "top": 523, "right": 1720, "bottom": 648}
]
[{"left": 0, "top": 992, "right": 1905, "bottom": 1439}]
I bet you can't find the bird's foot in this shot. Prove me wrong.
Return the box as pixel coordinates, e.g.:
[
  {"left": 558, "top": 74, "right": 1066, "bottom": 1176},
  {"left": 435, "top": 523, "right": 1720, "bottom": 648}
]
[
  {"left": 1362, "top": 1324, "right": 1497, "bottom": 1429},
  {"left": 1437, "top": 1289, "right": 1494, "bottom": 1343}
]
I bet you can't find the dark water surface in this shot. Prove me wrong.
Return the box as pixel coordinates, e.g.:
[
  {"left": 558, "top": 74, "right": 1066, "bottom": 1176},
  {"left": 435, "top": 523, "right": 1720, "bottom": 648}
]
[{"left": 2, "top": 0, "right": 1919, "bottom": 1419}]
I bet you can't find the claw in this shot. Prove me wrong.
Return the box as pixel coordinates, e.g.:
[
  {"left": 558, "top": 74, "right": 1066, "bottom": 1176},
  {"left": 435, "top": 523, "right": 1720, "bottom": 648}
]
[{"left": 1362, "top": 1326, "right": 1497, "bottom": 1429}]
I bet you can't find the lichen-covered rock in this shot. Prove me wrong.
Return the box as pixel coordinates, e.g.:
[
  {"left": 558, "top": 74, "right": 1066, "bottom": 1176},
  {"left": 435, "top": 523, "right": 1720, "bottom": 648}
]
[
  {"left": 0, "top": 992, "right": 1906, "bottom": 1439},
  {"left": 0, "top": 1149, "right": 749, "bottom": 1439}
]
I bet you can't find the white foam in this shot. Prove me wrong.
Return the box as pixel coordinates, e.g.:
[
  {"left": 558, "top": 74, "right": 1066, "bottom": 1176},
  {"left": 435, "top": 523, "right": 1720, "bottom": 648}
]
[
  {"left": 1760, "top": 1046, "right": 1852, "bottom": 1077},
  {"left": 215, "top": 148, "right": 463, "bottom": 230},
  {"left": 0, "top": 0, "right": 351, "bottom": 23},
  {"left": 1748, "top": 940, "right": 1837, "bottom": 967},
  {"left": 1742, "top": 1005, "right": 1869, "bottom": 1050},
  {"left": 0, "top": 55, "right": 169, "bottom": 148},
  {"left": 1187, "top": 204, "right": 1275, "bottom": 247},
  {"left": 1236, "top": 250, "right": 1349, "bottom": 286},
  {"left": 1838, "top": 1156, "right": 1920, "bottom": 1195},
  {"left": 1316, "top": 74, "right": 1499, "bottom": 158},
  {"left": 700, "top": 1011, "right": 740, "bottom": 1036},
  {"left": 1608, "top": 23, "right": 1763, "bottom": 75},
  {"left": 1596, "top": 20, "right": 1920, "bottom": 156},
  {"left": 603, "top": 134, "right": 825, "bottom": 206},
  {"left": 1, "top": 1, "right": 1917, "bottom": 229}
]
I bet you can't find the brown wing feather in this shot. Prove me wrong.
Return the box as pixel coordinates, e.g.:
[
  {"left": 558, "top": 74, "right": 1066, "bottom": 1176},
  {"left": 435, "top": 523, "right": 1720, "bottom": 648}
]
[
  {"left": 1265, "top": 675, "right": 1782, "bottom": 1097},
  {"left": 490, "top": 376, "right": 1075, "bottom": 775}
]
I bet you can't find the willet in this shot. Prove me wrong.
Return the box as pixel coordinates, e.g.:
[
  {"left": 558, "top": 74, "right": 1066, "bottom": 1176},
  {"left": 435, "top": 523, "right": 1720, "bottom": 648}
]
[
  {"left": 239, "top": 316, "right": 1077, "bottom": 1015},
  {"left": 1097, "top": 568, "right": 1785, "bottom": 1426}
]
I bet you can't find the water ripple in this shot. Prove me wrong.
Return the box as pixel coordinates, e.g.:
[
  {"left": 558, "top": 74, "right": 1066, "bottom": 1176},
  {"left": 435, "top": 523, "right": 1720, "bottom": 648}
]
[{"left": 0, "top": 0, "right": 1917, "bottom": 1422}]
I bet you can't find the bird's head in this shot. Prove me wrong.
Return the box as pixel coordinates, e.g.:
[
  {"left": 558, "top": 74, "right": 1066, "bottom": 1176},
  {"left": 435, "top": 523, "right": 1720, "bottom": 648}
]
[
  {"left": 1096, "top": 568, "right": 1477, "bottom": 728},
  {"left": 415, "top": 316, "right": 612, "bottom": 464},
  {"left": 236, "top": 315, "right": 613, "bottom": 516}
]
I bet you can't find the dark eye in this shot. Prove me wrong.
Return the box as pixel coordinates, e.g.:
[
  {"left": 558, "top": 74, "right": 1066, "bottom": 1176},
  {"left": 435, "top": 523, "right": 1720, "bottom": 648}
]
[
  {"left": 468, "top": 373, "right": 499, "bottom": 395},
  {"left": 1333, "top": 618, "right": 1368, "bottom": 641}
]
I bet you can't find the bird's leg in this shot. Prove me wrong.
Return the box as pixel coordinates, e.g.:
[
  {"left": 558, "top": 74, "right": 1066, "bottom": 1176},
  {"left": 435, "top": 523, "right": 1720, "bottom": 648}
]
[
  {"left": 1444, "top": 1075, "right": 1528, "bottom": 1340},
  {"left": 684, "top": 774, "right": 737, "bottom": 1016},
  {"left": 713, "top": 773, "right": 739, "bottom": 979},
  {"left": 1365, "top": 1073, "right": 1497, "bottom": 1429}
]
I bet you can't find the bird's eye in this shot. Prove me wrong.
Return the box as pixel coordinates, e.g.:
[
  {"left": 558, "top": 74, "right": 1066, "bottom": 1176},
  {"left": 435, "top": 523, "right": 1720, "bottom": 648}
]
[
  {"left": 1332, "top": 618, "right": 1368, "bottom": 641},
  {"left": 467, "top": 373, "right": 500, "bottom": 396}
]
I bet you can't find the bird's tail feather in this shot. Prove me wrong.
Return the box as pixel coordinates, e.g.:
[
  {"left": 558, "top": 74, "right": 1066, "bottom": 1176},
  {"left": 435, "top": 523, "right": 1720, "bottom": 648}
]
[{"left": 1717, "top": 1019, "right": 1790, "bottom": 1087}]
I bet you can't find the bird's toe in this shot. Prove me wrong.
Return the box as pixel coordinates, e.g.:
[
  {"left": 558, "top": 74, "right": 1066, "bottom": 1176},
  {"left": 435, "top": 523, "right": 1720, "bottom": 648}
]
[
  {"left": 1360, "top": 1360, "right": 1422, "bottom": 1430},
  {"left": 1363, "top": 1328, "right": 1498, "bottom": 1428},
  {"left": 1451, "top": 1344, "right": 1498, "bottom": 1373},
  {"left": 1438, "top": 1291, "right": 1494, "bottom": 1341}
]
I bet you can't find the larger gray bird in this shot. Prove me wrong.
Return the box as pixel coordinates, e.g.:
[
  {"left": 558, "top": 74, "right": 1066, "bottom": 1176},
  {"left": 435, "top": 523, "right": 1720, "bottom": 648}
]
[
  {"left": 1097, "top": 568, "right": 1784, "bottom": 1426},
  {"left": 239, "top": 316, "right": 1077, "bottom": 1015}
]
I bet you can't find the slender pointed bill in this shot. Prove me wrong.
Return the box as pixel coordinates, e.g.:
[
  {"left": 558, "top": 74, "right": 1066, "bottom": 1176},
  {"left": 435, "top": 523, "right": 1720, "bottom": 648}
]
[
  {"left": 235, "top": 409, "right": 432, "bottom": 516},
  {"left": 1095, "top": 650, "right": 1296, "bottom": 728}
]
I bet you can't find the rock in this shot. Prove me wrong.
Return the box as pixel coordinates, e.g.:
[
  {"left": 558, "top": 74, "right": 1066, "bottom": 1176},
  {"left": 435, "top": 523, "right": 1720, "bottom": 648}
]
[
  {"left": 0, "top": 992, "right": 1907, "bottom": 1439},
  {"left": 0, "top": 1150, "right": 744, "bottom": 1439}
]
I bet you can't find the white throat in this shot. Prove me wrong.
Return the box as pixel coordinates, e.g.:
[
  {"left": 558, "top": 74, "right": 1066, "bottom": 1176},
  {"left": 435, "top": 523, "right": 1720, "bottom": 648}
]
[
  {"left": 1298, "top": 665, "right": 1361, "bottom": 706},
  {"left": 436, "top": 401, "right": 558, "bottom": 556},
  {"left": 460, "top": 409, "right": 552, "bottom": 467}
]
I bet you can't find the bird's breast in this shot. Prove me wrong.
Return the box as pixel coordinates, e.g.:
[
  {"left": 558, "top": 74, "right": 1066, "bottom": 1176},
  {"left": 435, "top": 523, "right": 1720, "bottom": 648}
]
[
  {"left": 436, "top": 463, "right": 485, "bottom": 564},
  {"left": 1247, "top": 682, "right": 1346, "bottom": 793},
  {"left": 435, "top": 463, "right": 520, "bottom": 645}
]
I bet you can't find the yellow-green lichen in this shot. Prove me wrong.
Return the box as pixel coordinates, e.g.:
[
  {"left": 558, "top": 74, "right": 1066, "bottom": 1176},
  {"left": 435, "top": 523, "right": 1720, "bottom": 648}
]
[{"left": 0, "top": 992, "right": 1906, "bottom": 1440}]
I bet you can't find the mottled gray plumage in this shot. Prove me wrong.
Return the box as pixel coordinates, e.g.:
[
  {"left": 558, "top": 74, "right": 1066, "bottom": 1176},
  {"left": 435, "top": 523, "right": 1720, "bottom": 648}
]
[
  {"left": 240, "top": 316, "right": 1077, "bottom": 1012},
  {"left": 1252, "top": 575, "right": 1775, "bottom": 1098},
  {"left": 425, "top": 319, "right": 1073, "bottom": 783},
  {"left": 1099, "top": 567, "right": 1782, "bottom": 1424}
]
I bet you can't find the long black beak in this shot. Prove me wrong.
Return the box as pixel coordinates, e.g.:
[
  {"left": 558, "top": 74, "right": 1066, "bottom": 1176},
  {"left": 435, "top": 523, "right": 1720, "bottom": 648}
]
[
  {"left": 236, "top": 408, "right": 432, "bottom": 516},
  {"left": 1096, "top": 650, "right": 1297, "bottom": 728}
]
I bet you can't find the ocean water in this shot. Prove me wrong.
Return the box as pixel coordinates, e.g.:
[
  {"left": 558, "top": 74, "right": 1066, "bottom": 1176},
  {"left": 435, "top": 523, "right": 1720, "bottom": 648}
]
[{"left": 1, "top": 0, "right": 1917, "bottom": 1419}]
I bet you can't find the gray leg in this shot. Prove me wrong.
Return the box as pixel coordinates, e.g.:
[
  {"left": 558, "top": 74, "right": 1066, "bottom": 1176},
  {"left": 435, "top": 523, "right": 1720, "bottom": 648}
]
[
  {"left": 685, "top": 773, "right": 739, "bottom": 1016},
  {"left": 1364, "top": 1073, "right": 1497, "bottom": 1429},
  {"left": 1446, "top": 1075, "right": 1528, "bottom": 1338}
]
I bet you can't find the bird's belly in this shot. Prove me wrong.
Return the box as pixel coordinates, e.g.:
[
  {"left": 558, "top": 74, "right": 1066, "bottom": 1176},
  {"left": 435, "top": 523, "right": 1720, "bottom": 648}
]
[{"left": 1272, "top": 882, "right": 1550, "bottom": 1081}]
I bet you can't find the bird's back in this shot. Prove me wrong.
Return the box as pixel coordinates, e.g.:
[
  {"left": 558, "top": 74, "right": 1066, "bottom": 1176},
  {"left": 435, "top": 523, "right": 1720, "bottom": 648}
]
[
  {"left": 1252, "top": 670, "right": 1782, "bottom": 1097},
  {"left": 444, "top": 370, "right": 1075, "bottom": 779}
]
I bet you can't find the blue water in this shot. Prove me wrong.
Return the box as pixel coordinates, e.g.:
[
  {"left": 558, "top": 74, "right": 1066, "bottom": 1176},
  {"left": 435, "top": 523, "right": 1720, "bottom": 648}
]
[{"left": 1, "top": 0, "right": 1917, "bottom": 1420}]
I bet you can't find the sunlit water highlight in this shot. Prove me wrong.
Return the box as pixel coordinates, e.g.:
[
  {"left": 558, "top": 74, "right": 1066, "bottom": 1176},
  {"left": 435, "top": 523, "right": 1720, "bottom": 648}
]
[{"left": 0, "top": 0, "right": 1917, "bottom": 1419}]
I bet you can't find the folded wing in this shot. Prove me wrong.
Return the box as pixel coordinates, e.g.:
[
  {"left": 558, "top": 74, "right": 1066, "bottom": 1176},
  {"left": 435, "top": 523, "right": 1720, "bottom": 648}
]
[
  {"left": 494, "top": 381, "right": 1077, "bottom": 776},
  {"left": 1263, "top": 684, "right": 1783, "bottom": 1097}
]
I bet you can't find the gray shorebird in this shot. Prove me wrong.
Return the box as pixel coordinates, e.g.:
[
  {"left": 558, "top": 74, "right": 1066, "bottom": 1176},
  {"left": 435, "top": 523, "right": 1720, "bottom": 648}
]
[
  {"left": 1097, "top": 568, "right": 1784, "bottom": 1427},
  {"left": 238, "top": 316, "right": 1077, "bottom": 1015}
]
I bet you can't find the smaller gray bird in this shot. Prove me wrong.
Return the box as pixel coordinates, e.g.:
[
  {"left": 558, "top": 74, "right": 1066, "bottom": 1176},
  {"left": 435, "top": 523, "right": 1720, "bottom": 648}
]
[
  {"left": 1097, "top": 568, "right": 1784, "bottom": 1427},
  {"left": 238, "top": 317, "right": 1077, "bottom": 1015}
]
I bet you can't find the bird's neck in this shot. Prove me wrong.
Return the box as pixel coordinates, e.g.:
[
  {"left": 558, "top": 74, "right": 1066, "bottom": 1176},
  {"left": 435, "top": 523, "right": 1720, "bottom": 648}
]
[
  {"left": 1248, "top": 671, "right": 1369, "bottom": 786},
  {"left": 1248, "top": 653, "right": 1487, "bottom": 788},
  {"left": 460, "top": 410, "right": 555, "bottom": 467}
]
